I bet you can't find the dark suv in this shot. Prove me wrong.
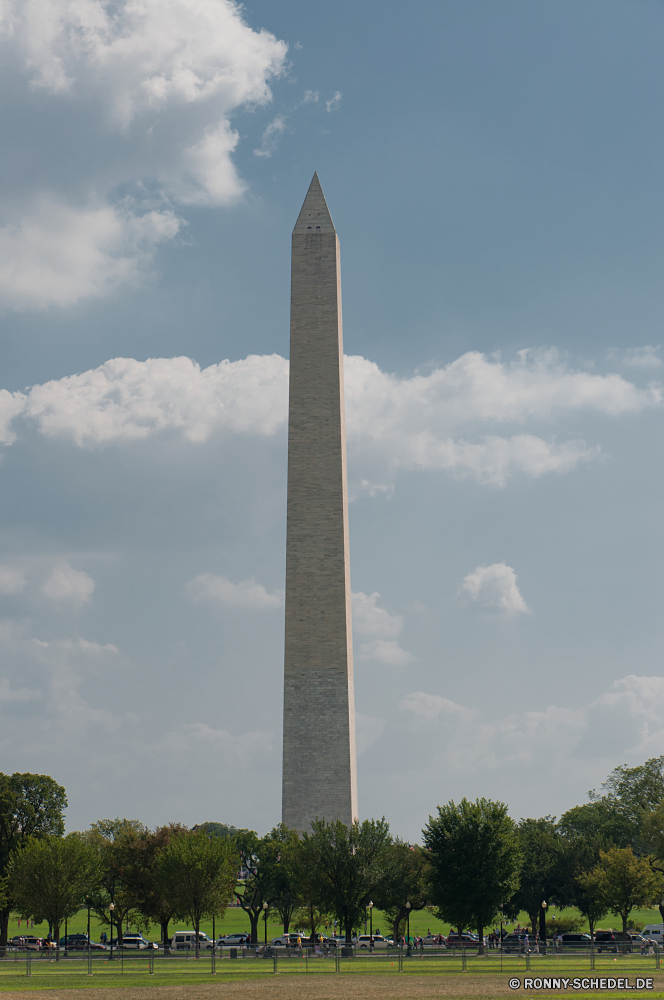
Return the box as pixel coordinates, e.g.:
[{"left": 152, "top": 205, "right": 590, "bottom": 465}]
[
  {"left": 595, "top": 931, "right": 619, "bottom": 953},
  {"left": 561, "top": 933, "right": 592, "bottom": 949}
]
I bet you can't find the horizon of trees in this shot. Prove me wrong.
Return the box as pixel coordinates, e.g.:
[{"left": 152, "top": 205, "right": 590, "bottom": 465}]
[{"left": 4, "top": 757, "right": 664, "bottom": 950}]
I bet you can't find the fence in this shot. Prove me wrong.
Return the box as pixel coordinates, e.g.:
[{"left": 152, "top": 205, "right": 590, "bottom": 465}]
[{"left": 0, "top": 942, "right": 662, "bottom": 984}]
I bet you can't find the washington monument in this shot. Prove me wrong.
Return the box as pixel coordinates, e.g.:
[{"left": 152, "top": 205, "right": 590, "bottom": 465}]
[{"left": 282, "top": 173, "right": 358, "bottom": 834}]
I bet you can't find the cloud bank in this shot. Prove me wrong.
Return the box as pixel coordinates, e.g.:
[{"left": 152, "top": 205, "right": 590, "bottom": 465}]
[
  {"left": 0, "top": 0, "right": 288, "bottom": 308},
  {"left": 1, "top": 348, "right": 658, "bottom": 487}
]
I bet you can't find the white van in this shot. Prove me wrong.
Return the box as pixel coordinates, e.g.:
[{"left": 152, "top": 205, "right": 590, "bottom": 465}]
[
  {"left": 170, "top": 931, "right": 214, "bottom": 951},
  {"left": 641, "top": 925, "right": 664, "bottom": 944}
]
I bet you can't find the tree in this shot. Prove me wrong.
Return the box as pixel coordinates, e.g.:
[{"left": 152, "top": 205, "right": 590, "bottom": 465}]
[
  {"left": 7, "top": 834, "right": 99, "bottom": 959},
  {"left": 83, "top": 818, "right": 147, "bottom": 946},
  {"left": 560, "top": 757, "right": 664, "bottom": 855},
  {"left": 0, "top": 773, "right": 67, "bottom": 948},
  {"left": 554, "top": 834, "right": 608, "bottom": 940},
  {"left": 424, "top": 798, "right": 522, "bottom": 954},
  {"left": 599, "top": 758, "right": 664, "bottom": 823},
  {"left": 113, "top": 823, "right": 187, "bottom": 945},
  {"left": 373, "top": 840, "right": 429, "bottom": 944},
  {"left": 301, "top": 818, "right": 394, "bottom": 944},
  {"left": 558, "top": 801, "right": 634, "bottom": 849},
  {"left": 263, "top": 825, "right": 302, "bottom": 935},
  {"left": 579, "top": 847, "right": 664, "bottom": 941},
  {"left": 231, "top": 826, "right": 304, "bottom": 941},
  {"left": 573, "top": 868, "right": 608, "bottom": 942},
  {"left": 156, "top": 829, "right": 237, "bottom": 956},
  {"left": 507, "top": 817, "right": 564, "bottom": 940}
]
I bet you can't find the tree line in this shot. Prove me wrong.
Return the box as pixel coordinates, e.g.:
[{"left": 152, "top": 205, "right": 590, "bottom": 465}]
[{"left": 4, "top": 757, "right": 664, "bottom": 955}]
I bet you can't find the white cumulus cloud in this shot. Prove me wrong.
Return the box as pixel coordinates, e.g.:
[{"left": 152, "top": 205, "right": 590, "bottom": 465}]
[
  {"left": 42, "top": 563, "right": 95, "bottom": 606},
  {"left": 0, "top": 348, "right": 658, "bottom": 488},
  {"left": 352, "top": 591, "right": 403, "bottom": 639},
  {"left": 186, "top": 573, "right": 282, "bottom": 609},
  {"left": 0, "top": 202, "right": 181, "bottom": 310},
  {"left": 0, "top": 0, "right": 288, "bottom": 307},
  {"left": 458, "top": 562, "right": 530, "bottom": 615},
  {"left": 23, "top": 354, "right": 289, "bottom": 446}
]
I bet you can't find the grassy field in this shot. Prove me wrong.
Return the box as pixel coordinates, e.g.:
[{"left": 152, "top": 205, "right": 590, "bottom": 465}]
[
  {"left": 2, "top": 949, "right": 664, "bottom": 994},
  {"left": 8, "top": 904, "right": 663, "bottom": 945}
]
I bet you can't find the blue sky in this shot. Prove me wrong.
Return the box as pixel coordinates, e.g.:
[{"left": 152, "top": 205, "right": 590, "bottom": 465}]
[{"left": 0, "top": 0, "right": 663, "bottom": 841}]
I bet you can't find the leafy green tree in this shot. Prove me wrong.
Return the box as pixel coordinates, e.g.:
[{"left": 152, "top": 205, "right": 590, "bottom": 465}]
[
  {"left": 194, "top": 823, "right": 240, "bottom": 839},
  {"left": 578, "top": 847, "right": 664, "bottom": 941},
  {"left": 7, "top": 834, "right": 99, "bottom": 959},
  {"left": 264, "top": 824, "right": 302, "bottom": 935},
  {"left": 292, "top": 902, "right": 331, "bottom": 939},
  {"left": 233, "top": 827, "right": 301, "bottom": 942},
  {"left": 558, "top": 800, "right": 634, "bottom": 848},
  {"left": 560, "top": 757, "right": 664, "bottom": 856},
  {"left": 553, "top": 834, "right": 608, "bottom": 939},
  {"left": 301, "top": 818, "right": 394, "bottom": 944},
  {"left": 637, "top": 800, "right": 664, "bottom": 923},
  {"left": 113, "top": 823, "right": 187, "bottom": 945},
  {"left": 599, "top": 758, "right": 664, "bottom": 820},
  {"left": 424, "top": 798, "right": 522, "bottom": 954},
  {"left": 0, "top": 773, "right": 67, "bottom": 948},
  {"left": 507, "top": 817, "right": 564, "bottom": 940},
  {"left": 155, "top": 829, "right": 237, "bottom": 956},
  {"left": 83, "top": 818, "right": 147, "bottom": 945},
  {"left": 373, "top": 840, "right": 429, "bottom": 944}
]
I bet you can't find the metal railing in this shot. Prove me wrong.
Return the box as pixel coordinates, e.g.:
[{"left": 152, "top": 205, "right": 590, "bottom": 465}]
[{"left": 0, "top": 940, "right": 661, "bottom": 981}]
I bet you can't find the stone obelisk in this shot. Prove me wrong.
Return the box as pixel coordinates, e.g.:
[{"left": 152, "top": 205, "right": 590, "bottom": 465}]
[{"left": 282, "top": 173, "right": 358, "bottom": 834}]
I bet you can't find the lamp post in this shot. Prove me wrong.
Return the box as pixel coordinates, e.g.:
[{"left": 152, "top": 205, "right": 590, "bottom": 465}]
[
  {"left": 369, "top": 901, "right": 374, "bottom": 952},
  {"left": 541, "top": 900, "right": 548, "bottom": 953},
  {"left": 263, "top": 902, "right": 268, "bottom": 948},
  {"left": 406, "top": 901, "right": 411, "bottom": 957},
  {"left": 109, "top": 903, "right": 115, "bottom": 961},
  {"left": 499, "top": 905, "right": 503, "bottom": 972}
]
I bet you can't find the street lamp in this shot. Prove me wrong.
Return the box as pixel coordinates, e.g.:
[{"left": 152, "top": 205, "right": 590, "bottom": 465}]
[
  {"left": 369, "top": 901, "right": 374, "bottom": 952},
  {"left": 499, "top": 905, "right": 504, "bottom": 973},
  {"left": 541, "top": 900, "right": 548, "bottom": 951},
  {"left": 109, "top": 903, "right": 115, "bottom": 961},
  {"left": 263, "top": 902, "right": 268, "bottom": 948},
  {"left": 406, "top": 901, "right": 411, "bottom": 957}
]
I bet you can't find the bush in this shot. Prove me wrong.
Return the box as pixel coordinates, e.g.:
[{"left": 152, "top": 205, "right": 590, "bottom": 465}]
[{"left": 546, "top": 917, "right": 582, "bottom": 935}]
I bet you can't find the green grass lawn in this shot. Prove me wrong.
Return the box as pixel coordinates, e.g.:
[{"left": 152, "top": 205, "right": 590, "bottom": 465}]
[
  {"left": 2, "top": 949, "right": 664, "bottom": 991},
  {"left": 8, "top": 904, "right": 662, "bottom": 946}
]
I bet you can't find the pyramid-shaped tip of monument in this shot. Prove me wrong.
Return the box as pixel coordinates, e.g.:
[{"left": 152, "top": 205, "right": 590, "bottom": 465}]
[{"left": 293, "top": 172, "right": 336, "bottom": 234}]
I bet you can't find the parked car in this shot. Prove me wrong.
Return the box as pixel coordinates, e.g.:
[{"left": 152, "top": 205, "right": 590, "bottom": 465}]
[
  {"left": 445, "top": 932, "right": 480, "bottom": 949},
  {"left": 561, "top": 933, "right": 592, "bottom": 949},
  {"left": 642, "top": 926, "right": 664, "bottom": 944},
  {"left": 354, "top": 934, "right": 394, "bottom": 949},
  {"left": 217, "top": 932, "right": 250, "bottom": 947},
  {"left": 171, "top": 931, "right": 214, "bottom": 951},
  {"left": 119, "top": 934, "right": 151, "bottom": 950},
  {"left": 595, "top": 931, "right": 619, "bottom": 953},
  {"left": 23, "top": 937, "right": 43, "bottom": 951},
  {"left": 59, "top": 934, "right": 90, "bottom": 949},
  {"left": 271, "top": 932, "right": 307, "bottom": 947},
  {"left": 501, "top": 934, "right": 529, "bottom": 953},
  {"left": 423, "top": 934, "right": 446, "bottom": 947}
]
